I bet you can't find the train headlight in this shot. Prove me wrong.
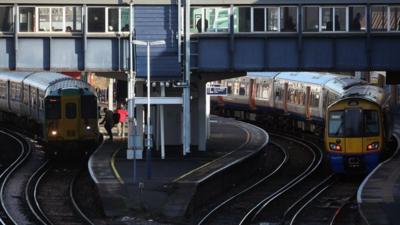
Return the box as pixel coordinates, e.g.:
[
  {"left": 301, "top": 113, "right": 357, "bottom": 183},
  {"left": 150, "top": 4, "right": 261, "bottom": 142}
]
[
  {"left": 51, "top": 130, "right": 58, "bottom": 136},
  {"left": 367, "top": 142, "right": 379, "bottom": 151},
  {"left": 86, "top": 125, "right": 91, "bottom": 130},
  {"left": 329, "top": 143, "right": 342, "bottom": 151}
]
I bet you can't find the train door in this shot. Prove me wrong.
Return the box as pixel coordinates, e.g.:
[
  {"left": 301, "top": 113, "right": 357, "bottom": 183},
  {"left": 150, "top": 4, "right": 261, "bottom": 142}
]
[
  {"left": 62, "top": 95, "right": 80, "bottom": 140},
  {"left": 343, "top": 108, "right": 363, "bottom": 154}
]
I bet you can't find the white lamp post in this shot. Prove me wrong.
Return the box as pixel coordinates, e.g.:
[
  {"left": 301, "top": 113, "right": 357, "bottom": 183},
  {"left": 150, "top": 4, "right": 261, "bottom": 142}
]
[{"left": 132, "top": 39, "right": 165, "bottom": 179}]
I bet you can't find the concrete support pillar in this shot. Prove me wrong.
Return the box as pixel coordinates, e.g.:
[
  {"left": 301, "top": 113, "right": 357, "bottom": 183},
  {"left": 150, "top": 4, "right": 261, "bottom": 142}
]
[
  {"left": 108, "top": 78, "right": 114, "bottom": 110},
  {"left": 197, "top": 80, "right": 208, "bottom": 151}
]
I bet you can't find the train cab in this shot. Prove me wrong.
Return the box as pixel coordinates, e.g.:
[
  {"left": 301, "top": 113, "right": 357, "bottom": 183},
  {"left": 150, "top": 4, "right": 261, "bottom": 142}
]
[{"left": 324, "top": 84, "right": 389, "bottom": 173}]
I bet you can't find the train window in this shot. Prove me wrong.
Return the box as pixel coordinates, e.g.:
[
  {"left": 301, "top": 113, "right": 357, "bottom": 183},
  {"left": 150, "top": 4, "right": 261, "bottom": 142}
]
[
  {"left": 344, "top": 109, "right": 363, "bottom": 137},
  {"left": 328, "top": 111, "right": 344, "bottom": 136},
  {"left": 267, "top": 8, "right": 279, "bottom": 31},
  {"left": 239, "top": 87, "right": 246, "bottom": 96},
  {"left": 303, "top": 7, "right": 319, "bottom": 32},
  {"left": 19, "top": 7, "right": 35, "bottom": 32},
  {"left": 311, "top": 92, "right": 320, "bottom": 107},
  {"left": 364, "top": 110, "right": 379, "bottom": 136},
  {"left": 280, "top": 7, "right": 297, "bottom": 32},
  {"left": 88, "top": 8, "right": 105, "bottom": 32},
  {"left": 65, "top": 7, "right": 82, "bottom": 32},
  {"left": 234, "top": 7, "right": 251, "bottom": 32},
  {"left": 45, "top": 97, "right": 61, "bottom": 119},
  {"left": 253, "top": 8, "right": 265, "bottom": 32},
  {"left": 81, "top": 95, "right": 98, "bottom": 119},
  {"left": 371, "top": 6, "right": 388, "bottom": 31},
  {"left": 0, "top": 82, "right": 5, "bottom": 99},
  {"left": 261, "top": 84, "right": 270, "bottom": 100},
  {"left": 349, "top": 6, "right": 366, "bottom": 31},
  {"left": 65, "top": 103, "right": 77, "bottom": 119},
  {"left": 0, "top": 6, "right": 13, "bottom": 32},
  {"left": 390, "top": 7, "right": 400, "bottom": 31}
]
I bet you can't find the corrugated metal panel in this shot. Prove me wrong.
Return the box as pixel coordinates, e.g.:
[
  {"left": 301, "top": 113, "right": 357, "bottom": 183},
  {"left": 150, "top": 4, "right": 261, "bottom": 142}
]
[
  {"left": 51, "top": 39, "right": 83, "bottom": 71},
  {"left": 17, "top": 38, "right": 50, "bottom": 70},
  {"left": 0, "top": 38, "right": 14, "bottom": 70},
  {"left": 134, "top": 5, "right": 180, "bottom": 78}
]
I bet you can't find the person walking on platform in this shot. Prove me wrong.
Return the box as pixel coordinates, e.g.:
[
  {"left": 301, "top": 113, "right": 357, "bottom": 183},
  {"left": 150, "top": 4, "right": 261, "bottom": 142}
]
[
  {"left": 100, "top": 108, "right": 114, "bottom": 141},
  {"left": 115, "top": 106, "right": 128, "bottom": 137}
]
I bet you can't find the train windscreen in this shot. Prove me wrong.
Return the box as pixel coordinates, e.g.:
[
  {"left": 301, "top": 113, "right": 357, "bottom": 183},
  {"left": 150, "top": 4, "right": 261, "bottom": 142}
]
[
  {"left": 328, "top": 111, "right": 344, "bottom": 136},
  {"left": 81, "top": 95, "right": 97, "bottom": 119},
  {"left": 45, "top": 97, "right": 61, "bottom": 119},
  {"left": 328, "top": 109, "right": 379, "bottom": 137}
]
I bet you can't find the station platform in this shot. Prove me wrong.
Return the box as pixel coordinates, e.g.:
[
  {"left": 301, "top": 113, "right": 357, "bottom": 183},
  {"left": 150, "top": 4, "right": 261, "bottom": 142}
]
[
  {"left": 88, "top": 116, "right": 269, "bottom": 221},
  {"left": 358, "top": 109, "right": 400, "bottom": 225}
]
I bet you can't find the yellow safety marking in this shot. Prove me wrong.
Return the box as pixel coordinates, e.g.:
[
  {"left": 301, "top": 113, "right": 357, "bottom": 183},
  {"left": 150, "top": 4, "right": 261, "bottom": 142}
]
[
  {"left": 173, "top": 122, "right": 251, "bottom": 182},
  {"left": 111, "top": 145, "right": 125, "bottom": 184}
]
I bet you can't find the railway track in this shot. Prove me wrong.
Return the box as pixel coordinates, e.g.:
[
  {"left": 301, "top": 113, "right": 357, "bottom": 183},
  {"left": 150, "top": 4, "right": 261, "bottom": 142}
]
[
  {"left": 0, "top": 130, "right": 32, "bottom": 225},
  {"left": 26, "top": 161, "right": 95, "bottom": 225},
  {"left": 196, "top": 133, "right": 324, "bottom": 225}
]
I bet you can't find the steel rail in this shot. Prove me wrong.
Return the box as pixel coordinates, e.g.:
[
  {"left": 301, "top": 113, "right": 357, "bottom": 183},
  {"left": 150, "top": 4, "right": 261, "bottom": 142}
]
[
  {"left": 25, "top": 160, "right": 52, "bottom": 225},
  {"left": 288, "top": 176, "right": 336, "bottom": 225},
  {"left": 239, "top": 133, "right": 323, "bottom": 225},
  {"left": 0, "top": 130, "right": 32, "bottom": 225},
  {"left": 69, "top": 169, "right": 96, "bottom": 225},
  {"left": 328, "top": 194, "right": 356, "bottom": 225},
  {"left": 197, "top": 141, "right": 288, "bottom": 225}
]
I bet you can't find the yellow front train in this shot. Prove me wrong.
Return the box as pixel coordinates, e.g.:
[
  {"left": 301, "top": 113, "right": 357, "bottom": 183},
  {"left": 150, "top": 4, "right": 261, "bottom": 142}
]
[
  {"left": 324, "top": 85, "right": 390, "bottom": 173},
  {"left": 44, "top": 88, "right": 100, "bottom": 156}
]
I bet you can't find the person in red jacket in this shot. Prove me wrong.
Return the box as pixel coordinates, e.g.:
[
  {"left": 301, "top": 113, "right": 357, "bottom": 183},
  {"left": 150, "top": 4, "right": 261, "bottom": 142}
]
[{"left": 115, "top": 106, "right": 128, "bottom": 137}]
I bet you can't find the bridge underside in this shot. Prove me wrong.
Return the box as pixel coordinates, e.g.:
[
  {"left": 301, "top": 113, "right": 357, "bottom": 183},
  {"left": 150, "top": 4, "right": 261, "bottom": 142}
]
[{"left": 191, "top": 35, "right": 400, "bottom": 72}]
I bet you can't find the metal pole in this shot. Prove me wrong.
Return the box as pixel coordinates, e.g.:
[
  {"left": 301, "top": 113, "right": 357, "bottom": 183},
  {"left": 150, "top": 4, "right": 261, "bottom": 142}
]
[
  {"left": 108, "top": 78, "right": 114, "bottom": 110},
  {"left": 160, "top": 84, "right": 165, "bottom": 159},
  {"left": 146, "top": 42, "right": 152, "bottom": 179},
  {"left": 127, "top": 1, "right": 137, "bottom": 184},
  {"left": 183, "top": 0, "right": 191, "bottom": 155}
]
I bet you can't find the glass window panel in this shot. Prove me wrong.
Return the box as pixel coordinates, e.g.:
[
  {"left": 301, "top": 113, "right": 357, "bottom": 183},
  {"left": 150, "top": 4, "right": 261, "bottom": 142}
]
[
  {"left": 108, "top": 8, "right": 118, "bottom": 32},
  {"left": 371, "top": 6, "right": 388, "bottom": 31},
  {"left": 344, "top": 109, "right": 363, "bottom": 137},
  {"left": 303, "top": 7, "right": 319, "bottom": 32},
  {"left": 280, "top": 7, "right": 297, "bottom": 32},
  {"left": 335, "top": 8, "right": 346, "bottom": 31},
  {"left": 191, "top": 7, "right": 203, "bottom": 33},
  {"left": 266, "top": 8, "right": 278, "bottom": 31},
  {"left": 253, "top": 8, "right": 265, "bottom": 32},
  {"left": 349, "top": 6, "right": 366, "bottom": 31},
  {"left": 328, "top": 111, "right": 344, "bottom": 136},
  {"left": 88, "top": 8, "right": 105, "bottom": 32},
  {"left": 38, "top": 8, "right": 50, "bottom": 31},
  {"left": 322, "top": 8, "right": 333, "bottom": 31},
  {"left": 65, "top": 6, "right": 82, "bottom": 32},
  {"left": 364, "top": 110, "right": 379, "bottom": 136},
  {"left": 205, "top": 8, "right": 229, "bottom": 32},
  {"left": 0, "top": 7, "right": 13, "bottom": 32},
  {"left": 19, "top": 7, "right": 35, "bottom": 32},
  {"left": 51, "top": 8, "right": 63, "bottom": 32},
  {"left": 234, "top": 7, "right": 251, "bottom": 32},
  {"left": 390, "top": 7, "right": 400, "bottom": 31},
  {"left": 121, "top": 8, "right": 130, "bottom": 31}
]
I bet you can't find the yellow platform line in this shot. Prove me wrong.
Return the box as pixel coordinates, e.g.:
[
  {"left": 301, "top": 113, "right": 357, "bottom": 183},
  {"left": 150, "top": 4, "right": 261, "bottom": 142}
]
[{"left": 111, "top": 145, "right": 125, "bottom": 184}]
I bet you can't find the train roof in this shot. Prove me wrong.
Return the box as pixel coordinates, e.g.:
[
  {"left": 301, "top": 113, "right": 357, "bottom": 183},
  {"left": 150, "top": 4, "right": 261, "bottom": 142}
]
[
  {"left": 324, "top": 76, "right": 366, "bottom": 94},
  {"left": 274, "top": 72, "right": 338, "bottom": 85},
  {"left": 247, "top": 72, "right": 280, "bottom": 79},
  {"left": 0, "top": 72, "right": 32, "bottom": 83},
  {"left": 343, "top": 85, "right": 387, "bottom": 106},
  {"left": 46, "top": 79, "right": 96, "bottom": 96},
  {"left": 23, "top": 72, "right": 72, "bottom": 90}
]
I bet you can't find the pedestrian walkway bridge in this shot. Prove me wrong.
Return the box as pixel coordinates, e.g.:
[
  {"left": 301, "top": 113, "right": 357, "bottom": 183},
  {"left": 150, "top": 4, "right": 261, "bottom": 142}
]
[{"left": 0, "top": 0, "right": 399, "bottom": 77}]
